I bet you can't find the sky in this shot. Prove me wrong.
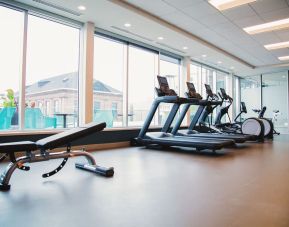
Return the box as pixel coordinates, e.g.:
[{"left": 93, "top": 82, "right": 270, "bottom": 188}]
[{"left": 0, "top": 6, "right": 79, "bottom": 94}]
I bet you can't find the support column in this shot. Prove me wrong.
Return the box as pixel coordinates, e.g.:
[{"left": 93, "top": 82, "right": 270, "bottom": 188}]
[
  {"left": 19, "top": 12, "right": 28, "bottom": 130},
  {"left": 79, "top": 22, "right": 94, "bottom": 125}
]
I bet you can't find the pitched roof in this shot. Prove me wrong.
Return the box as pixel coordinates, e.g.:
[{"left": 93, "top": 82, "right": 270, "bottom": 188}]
[{"left": 25, "top": 72, "right": 122, "bottom": 94}]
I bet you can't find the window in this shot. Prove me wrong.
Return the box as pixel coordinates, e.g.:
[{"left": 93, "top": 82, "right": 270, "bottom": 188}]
[
  {"left": 159, "top": 55, "right": 181, "bottom": 126},
  {"left": 25, "top": 15, "right": 80, "bottom": 129},
  {"left": 190, "top": 63, "right": 202, "bottom": 93},
  {"left": 128, "top": 45, "right": 158, "bottom": 127},
  {"left": 93, "top": 36, "right": 125, "bottom": 128},
  {"left": 0, "top": 6, "right": 24, "bottom": 130}
]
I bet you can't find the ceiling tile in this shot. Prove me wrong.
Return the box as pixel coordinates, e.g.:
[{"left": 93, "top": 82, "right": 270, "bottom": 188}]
[
  {"left": 250, "top": 0, "right": 288, "bottom": 14},
  {"left": 221, "top": 5, "right": 256, "bottom": 21},
  {"left": 259, "top": 8, "right": 289, "bottom": 21},
  {"left": 232, "top": 16, "right": 264, "bottom": 28},
  {"left": 162, "top": 0, "right": 203, "bottom": 8},
  {"left": 180, "top": 2, "right": 218, "bottom": 19},
  {"left": 252, "top": 33, "right": 282, "bottom": 45},
  {"left": 160, "top": 11, "right": 204, "bottom": 31},
  {"left": 196, "top": 13, "right": 228, "bottom": 26},
  {"left": 270, "top": 49, "right": 289, "bottom": 58},
  {"left": 126, "top": 0, "right": 176, "bottom": 16},
  {"left": 274, "top": 30, "right": 289, "bottom": 41}
]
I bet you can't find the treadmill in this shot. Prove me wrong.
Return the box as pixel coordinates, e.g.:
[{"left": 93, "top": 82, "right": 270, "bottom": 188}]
[
  {"left": 171, "top": 82, "right": 256, "bottom": 142},
  {"left": 133, "top": 76, "right": 235, "bottom": 151}
]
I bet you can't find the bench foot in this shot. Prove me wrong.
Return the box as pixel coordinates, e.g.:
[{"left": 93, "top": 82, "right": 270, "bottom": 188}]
[
  {"left": 0, "top": 183, "right": 11, "bottom": 191},
  {"left": 75, "top": 163, "right": 114, "bottom": 177}
]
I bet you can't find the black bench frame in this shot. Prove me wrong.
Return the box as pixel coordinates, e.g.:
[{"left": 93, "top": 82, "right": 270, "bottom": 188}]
[{"left": 0, "top": 122, "right": 114, "bottom": 191}]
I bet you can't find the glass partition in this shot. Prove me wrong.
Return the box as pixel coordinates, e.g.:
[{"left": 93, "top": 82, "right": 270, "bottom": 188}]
[
  {"left": 262, "top": 72, "right": 288, "bottom": 130},
  {"left": 240, "top": 76, "right": 261, "bottom": 117}
]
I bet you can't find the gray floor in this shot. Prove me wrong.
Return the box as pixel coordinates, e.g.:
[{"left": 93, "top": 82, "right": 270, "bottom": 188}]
[{"left": 1, "top": 136, "right": 289, "bottom": 227}]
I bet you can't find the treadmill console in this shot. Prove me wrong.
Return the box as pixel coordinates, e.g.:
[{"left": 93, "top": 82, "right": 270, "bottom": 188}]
[
  {"left": 220, "top": 88, "right": 228, "bottom": 99},
  {"left": 204, "top": 84, "right": 213, "bottom": 97},
  {"left": 205, "top": 84, "right": 219, "bottom": 101},
  {"left": 186, "top": 82, "right": 202, "bottom": 100},
  {"left": 240, "top": 102, "right": 247, "bottom": 113},
  {"left": 156, "top": 76, "right": 177, "bottom": 96}
]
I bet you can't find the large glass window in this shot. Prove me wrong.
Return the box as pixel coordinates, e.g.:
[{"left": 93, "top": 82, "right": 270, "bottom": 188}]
[
  {"left": 159, "top": 55, "right": 180, "bottom": 126},
  {"left": 240, "top": 76, "right": 261, "bottom": 117},
  {"left": 128, "top": 46, "right": 158, "bottom": 127},
  {"left": 0, "top": 6, "right": 24, "bottom": 130},
  {"left": 25, "top": 15, "right": 80, "bottom": 129},
  {"left": 262, "top": 72, "right": 288, "bottom": 130},
  {"left": 190, "top": 63, "right": 202, "bottom": 93},
  {"left": 93, "top": 36, "right": 125, "bottom": 128}
]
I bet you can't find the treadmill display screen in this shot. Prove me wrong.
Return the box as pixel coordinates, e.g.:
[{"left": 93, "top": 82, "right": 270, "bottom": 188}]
[
  {"left": 220, "top": 88, "right": 228, "bottom": 99},
  {"left": 205, "top": 84, "right": 213, "bottom": 97},
  {"left": 186, "top": 82, "right": 196, "bottom": 92},
  {"left": 241, "top": 102, "right": 247, "bottom": 112},
  {"left": 157, "top": 76, "right": 169, "bottom": 92}
]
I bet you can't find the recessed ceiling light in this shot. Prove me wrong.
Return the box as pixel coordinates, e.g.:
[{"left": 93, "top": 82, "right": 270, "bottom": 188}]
[
  {"left": 157, "top": 36, "right": 164, "bottom": 40},
  {"left": 183, "top": 46, "right": 188, "bottom": 50},
  {"left": 244, "top": 18, "right": 289, "bottom": 35},
  {"left": 230, "top": 66, "right": 235, "bottom": 69},
  {"left": 202, "top": 54, "right": 207, "bottom": 58},
  {"left": 264, "top": 41, "right": 289, "bottom": 50},
  {"left": 282, "top": 75, "right": 286, "bottom": 78},
  {"left": 278, "top": 56, "right": 289, "bottom": 61},
  {"left": 124, "top": 23, "right": 131, "bottom": 28},
  {"left": 78, "top": 5, "right": 86, "bottom": 11},
  {"left": 217, "top": 61, "right": 222, "bottom": 64},
  {"left": 209, "top": 0, "right": 256, "bottom": 11}
]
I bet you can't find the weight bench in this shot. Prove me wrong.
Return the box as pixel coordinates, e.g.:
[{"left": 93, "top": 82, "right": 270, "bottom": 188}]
[{"left": 0, "top": 122, "right": 114, "bottom": 191}]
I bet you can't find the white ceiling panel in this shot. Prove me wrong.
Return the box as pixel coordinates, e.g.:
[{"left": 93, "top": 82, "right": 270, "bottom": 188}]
[
  {"left": 125, "top": 0, "right": 176, "bottom": 16},
  {"left": 180, "top": 2, "right": 218, "bottom": 19},
  {"left": 259, "top": 8, "right": 289, "bottom": 22},
  {"left": 252, "top": 33, "right": 282, "bottom": 45},
  {"left": 221, "top": 4, "right": 256, "bottom": 21},
  {"left": 275, "top": 30, "right": 289, "bottom": 41},
  {"left": 270, "top": 49, "right": 289, "bottom": 58},
  {"left": 250, "top": 0, "right": 288, "bottom": 14},
  {"left": 196, "top": 13, "right": 228, "bottom": 27},
  {"left": 162, "top": 0, "right": 204, "bottom": 8},
  {"left": 232, "top": 16, "right": 263, "bottom": 28},
  {"left": 160, "top": 11, "right": 204, "bottom": 31}
]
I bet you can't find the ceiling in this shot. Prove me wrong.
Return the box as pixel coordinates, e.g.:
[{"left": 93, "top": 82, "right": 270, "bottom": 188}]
[{"left": 13, "top": 0, "right": 289, "bottom": 76}]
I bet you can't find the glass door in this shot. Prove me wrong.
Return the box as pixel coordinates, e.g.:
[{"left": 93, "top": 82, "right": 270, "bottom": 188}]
[{"left": 262, "top": 72, "right": 288, "bottom": 131}]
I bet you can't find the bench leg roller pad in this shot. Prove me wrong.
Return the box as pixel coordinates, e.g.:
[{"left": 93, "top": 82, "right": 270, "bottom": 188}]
[{"left": 75, "top": 163, "right": 114, "bottom": 177}]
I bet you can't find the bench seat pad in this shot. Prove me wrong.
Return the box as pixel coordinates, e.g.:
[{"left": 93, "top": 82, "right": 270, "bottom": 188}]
[
  {"left": 36, "top": 122, "right": 106, "bottom": 150},
  {"left": 0, "top": 141, "right": 37, "bottom": 153}
]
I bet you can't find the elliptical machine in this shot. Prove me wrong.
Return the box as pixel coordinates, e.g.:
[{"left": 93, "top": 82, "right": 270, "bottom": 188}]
[
  {"left": 207, "top": 86, "right": 264, "bottom": 141},
  {"left": 252, "top": 107, "right": 279, "bottom": 138}
]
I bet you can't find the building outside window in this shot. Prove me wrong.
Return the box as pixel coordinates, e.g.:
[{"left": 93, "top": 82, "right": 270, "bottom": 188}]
[{"left": 25, "top": 15, "right": 80, "bottom": 129}]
